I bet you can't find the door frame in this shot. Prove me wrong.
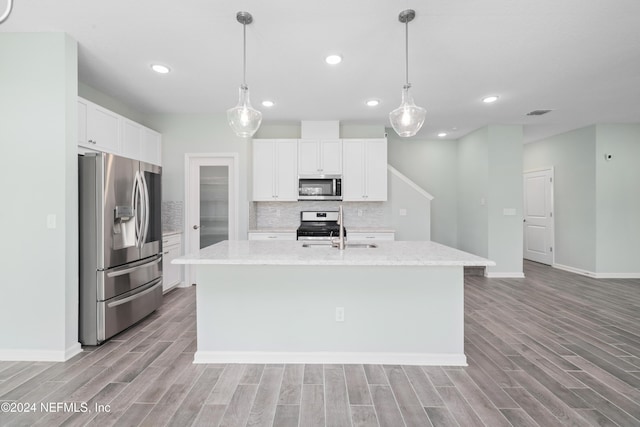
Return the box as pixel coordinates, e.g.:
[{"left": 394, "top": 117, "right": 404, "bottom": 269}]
[
  {"left": 523, "top": 167, "right": 555, "bottom": 265},
  {"left": 184, "top": 153, "right": 239, "bottom": 286}
]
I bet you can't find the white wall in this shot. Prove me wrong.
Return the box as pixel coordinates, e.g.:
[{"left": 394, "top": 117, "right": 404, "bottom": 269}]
[
  {"left": 456, "top": 128, "right": 489, "bottom": 257},
  {"left": 387, "top": 170, "right": 431, "bottom": 241},
  {"left": 145, "top": 114, "right": 251, "bottom": 238},
  {"left": 524, "top": 126, "right": 597, "bottom": 272},
  {"left": 486, "top": 126, "right": 524, "bottom": 276},
  {"left": 387, "top": 133, "right": 458, "bottom": 247},
  {"left": 79, "top": 82, "right": 149, "bottom": 126},
  {"left": 456, "top": 125, "right": 524, "bottom": 276},
  {"left": 595, "top": 125, "right": 640, "bottom": 274},
  {"left": 0, "top": 33, "right": 80, "bottom": 361}
]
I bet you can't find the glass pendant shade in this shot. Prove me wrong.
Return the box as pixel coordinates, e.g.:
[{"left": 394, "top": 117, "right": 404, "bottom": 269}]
[
  {"left": 389, "top": 85, "right": 427, "bottom": 137},
  {"left": 227, "top": 84, "right": 262, "bottom": 138}
]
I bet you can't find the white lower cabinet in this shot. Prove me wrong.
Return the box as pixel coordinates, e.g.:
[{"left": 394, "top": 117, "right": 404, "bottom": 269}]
[
  {"left": 162, "top": 233, "right": 183, "bottom": 292},
  {"left": 248, "top": 232, "right": 297, "bottom": 240},
  {"left": 347, "top": 231, "right": 395, "bottom": 241}
]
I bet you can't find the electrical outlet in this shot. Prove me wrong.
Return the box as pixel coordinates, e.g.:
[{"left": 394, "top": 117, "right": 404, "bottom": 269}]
[
  {"left": 399, "top": 208, "right": 407, "bottom": 216},
  {"left": 46, "top": 214, "right": 57, "bottom": 229},
  {"left": 335, "top": 307, "right": 345, "bottom": 322},
  {"left": 276, "top": 209, "right": 281, "bottom": 217},
  {"left": 357, "top": 209, "right": 363, "bottom": 217}
]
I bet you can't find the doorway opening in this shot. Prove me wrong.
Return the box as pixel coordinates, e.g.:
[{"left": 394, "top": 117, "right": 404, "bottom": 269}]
[{"left": 184, "top": 153, "right": 239, "bottom": 285}]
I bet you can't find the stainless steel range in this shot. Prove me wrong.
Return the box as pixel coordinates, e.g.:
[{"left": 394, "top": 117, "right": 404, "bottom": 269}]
[{"left": 296, "top": 210, "right": 347, "bottom": 241}]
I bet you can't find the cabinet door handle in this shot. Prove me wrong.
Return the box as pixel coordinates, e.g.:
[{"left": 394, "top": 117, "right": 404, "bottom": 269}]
[{"left": 193, "top": 225, "right": 200, "bottom": 230}]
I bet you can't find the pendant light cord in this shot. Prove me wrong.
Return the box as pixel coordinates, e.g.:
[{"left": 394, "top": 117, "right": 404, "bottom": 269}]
[
  {"left": 405, "top": 19, "right": 410, "bottom": 87},
  {"left": 242, "top": 21, "right": 247, "bottom": 87}
]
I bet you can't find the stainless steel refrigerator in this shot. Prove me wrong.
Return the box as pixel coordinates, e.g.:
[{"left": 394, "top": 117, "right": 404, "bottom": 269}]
[{"left": 78, "top": 152, "right": 163, "bottom": 345}]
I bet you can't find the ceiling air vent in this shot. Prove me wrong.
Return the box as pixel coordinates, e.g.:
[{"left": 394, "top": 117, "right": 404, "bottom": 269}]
[{"left": 526, "top": 109, "right": 553, "bottom": 116}]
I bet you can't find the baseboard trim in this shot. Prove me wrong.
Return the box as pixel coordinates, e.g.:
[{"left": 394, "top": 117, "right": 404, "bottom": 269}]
[
  {"left": 65, "top": 343, "right": 83, "bottom": 360},
  {"left": 593, "top": 272, "right": 640, "bottom": 279},
  {"left": 193, "top": 351, "right": 467, "bottom": 366},
  {"left": 484, "top": 272, "right": 525, "bottom": 278},
  {"left": 0, "top": 343, "right": 82, "bottom": 362},
  {"left": 553, "top": 263, "right": 640, "bottom": 279}
]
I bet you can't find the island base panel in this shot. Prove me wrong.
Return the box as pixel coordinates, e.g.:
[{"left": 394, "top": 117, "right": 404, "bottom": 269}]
[{"left": 194, "top": 265, "right": 466, "bottom": 366}]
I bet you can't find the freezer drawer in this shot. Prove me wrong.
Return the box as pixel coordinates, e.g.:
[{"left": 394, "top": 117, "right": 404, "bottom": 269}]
[
  {"left": 99, "top": 254, "right": 162, "bottom": 301},
  {"left": 97, "top": 278, "right": 163, "bottom": 343}
]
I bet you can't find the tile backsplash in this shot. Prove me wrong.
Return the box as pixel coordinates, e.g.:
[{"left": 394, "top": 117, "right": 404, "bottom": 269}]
[
  {"left": 162, "top": 201, "right": 183, "bottom": 232},
  {"left": 252, "top": 201, "right": 391, "bottom": 229}
]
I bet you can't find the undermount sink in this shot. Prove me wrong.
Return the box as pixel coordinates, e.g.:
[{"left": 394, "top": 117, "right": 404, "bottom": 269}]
[{"left": 301, "top": 242, "right": 378, "bottom": 249}]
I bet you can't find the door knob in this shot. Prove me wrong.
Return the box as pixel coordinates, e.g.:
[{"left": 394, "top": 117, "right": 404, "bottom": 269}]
[{"left": 193, "top": 225, "right": 200, "bottom": 230}]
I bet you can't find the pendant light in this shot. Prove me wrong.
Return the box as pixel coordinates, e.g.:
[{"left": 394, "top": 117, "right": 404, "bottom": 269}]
[
  {"left": 227, "top": 11, "right": 262, "bottom": 138},
  {"left": 0, "top": 0, "right": 14, "bottom": 24},
  {"left": 389, "top": 9, "right": 427, "bottom": 138}
]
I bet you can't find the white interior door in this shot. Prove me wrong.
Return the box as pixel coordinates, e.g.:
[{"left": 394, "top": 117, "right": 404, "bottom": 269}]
[
  {"left": 185, "top": 154, "right": 238, "bottom": 285},
  {"left": 523, "top": 168, "right": 554, "bottom": 265}
]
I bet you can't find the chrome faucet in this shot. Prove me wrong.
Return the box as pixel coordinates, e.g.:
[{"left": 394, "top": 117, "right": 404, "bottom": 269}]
[{"left": 332, "top": 205, "right": 346, "bottom": 250}]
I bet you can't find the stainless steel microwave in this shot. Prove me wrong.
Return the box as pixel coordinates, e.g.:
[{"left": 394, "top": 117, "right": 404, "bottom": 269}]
[{"left": 298, "top": 175, "right": 342, "bottom": 201}]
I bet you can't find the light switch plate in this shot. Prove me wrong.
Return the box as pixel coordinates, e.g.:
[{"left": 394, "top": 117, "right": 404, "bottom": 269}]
[
  {"left": 503, "top": 208, "right": 516, "bottom": 216},
  {"left": 399, "top": 209, "right": 407, "bottom": 216},
  {"left": 46, "top": 214, "right": 57, "bottom": 229}
]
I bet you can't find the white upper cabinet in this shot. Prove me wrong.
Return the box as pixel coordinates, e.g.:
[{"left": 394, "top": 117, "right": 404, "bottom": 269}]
[
  {"left": 253, "top": 139, "right": 298, "bottom": 201},
  {"left": 77, "top": 97, "right": 162, "bottom": 166},
  {"left": 121, "top": 119, "right": 142, "bottom": 160},
  {"left": 343, "top": 138, "right": 388, "bottom": 201},
  {"left": 141, "top": 128, "right": 162, "bottom": 166},
  {"left": 298, "top": 139, "right": 342, "bottom": 175},
  {"left": 78, "top": 98, "right": 120, "bottom": 153}
]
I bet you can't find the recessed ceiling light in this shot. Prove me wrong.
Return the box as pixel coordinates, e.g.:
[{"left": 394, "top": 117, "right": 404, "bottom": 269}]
[
  {"left": 482, "top": 95, "right": 499, "bottom": 103},
  {"left": 151, "top": 64, "right": 170, "bottom": 74},
  {"left": 261, "top": 100, "right": 275, "bottom": 107},
  {"left": 438, "top": 132, "right": 447, "bottom": 137},
  {"left": 366, "top": 99, "right": 380, "bottom": 107},
  {"left": 325, "top": 54, "right": 342, "bottom": 65}
]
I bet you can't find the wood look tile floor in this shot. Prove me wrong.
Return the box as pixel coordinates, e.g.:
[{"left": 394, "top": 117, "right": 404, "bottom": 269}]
[{"left": 1, "top": 260, "right": 640, "bottom": 426}]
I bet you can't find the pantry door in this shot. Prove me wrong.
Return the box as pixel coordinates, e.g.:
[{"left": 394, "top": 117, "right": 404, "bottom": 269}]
[
  {"left": 185, "top": 153, "right": 238, "bottom": 285},
  {"left": 523, "top": 168, "right": 554, "bottom": 265}
]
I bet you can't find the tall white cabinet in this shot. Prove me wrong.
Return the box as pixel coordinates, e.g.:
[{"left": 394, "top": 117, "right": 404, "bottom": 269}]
[
  {"left": 343, "top": 138, "right": 388, "bottom": 201},
  {"left": 252, "top": 139, "right": 298, "bottom": 201}
]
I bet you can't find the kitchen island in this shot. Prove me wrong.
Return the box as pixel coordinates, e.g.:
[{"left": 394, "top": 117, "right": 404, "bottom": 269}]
[{"left": 174, "top": 240, "right": 494, "bottom": 366}]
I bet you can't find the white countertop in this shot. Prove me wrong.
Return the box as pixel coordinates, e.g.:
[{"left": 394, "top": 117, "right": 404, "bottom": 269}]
[{"left": 174, "top": 240, "right": 495, "bottom": 267}]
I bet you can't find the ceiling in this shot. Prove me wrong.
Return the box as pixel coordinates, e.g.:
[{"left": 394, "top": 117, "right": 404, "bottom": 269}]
[{"left": 2, "top": 0, "right": 640, "bottom": 142}]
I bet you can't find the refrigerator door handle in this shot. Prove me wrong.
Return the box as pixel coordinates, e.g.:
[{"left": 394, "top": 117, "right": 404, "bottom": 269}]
[
  {"left": 107, "top": 278, "right": 162, "bottom": 308},
  {"left": 140, "top": 171, "right": 150, "bottom": 247},
  {"left": 105, "top": 254, "right": 163, "bottom": 278},
  {"left": 134, "top": 170, "right": 145, "bottom": 248},
  {"left": 132, "top": 170, "right": 140, "bottom": 247}
]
